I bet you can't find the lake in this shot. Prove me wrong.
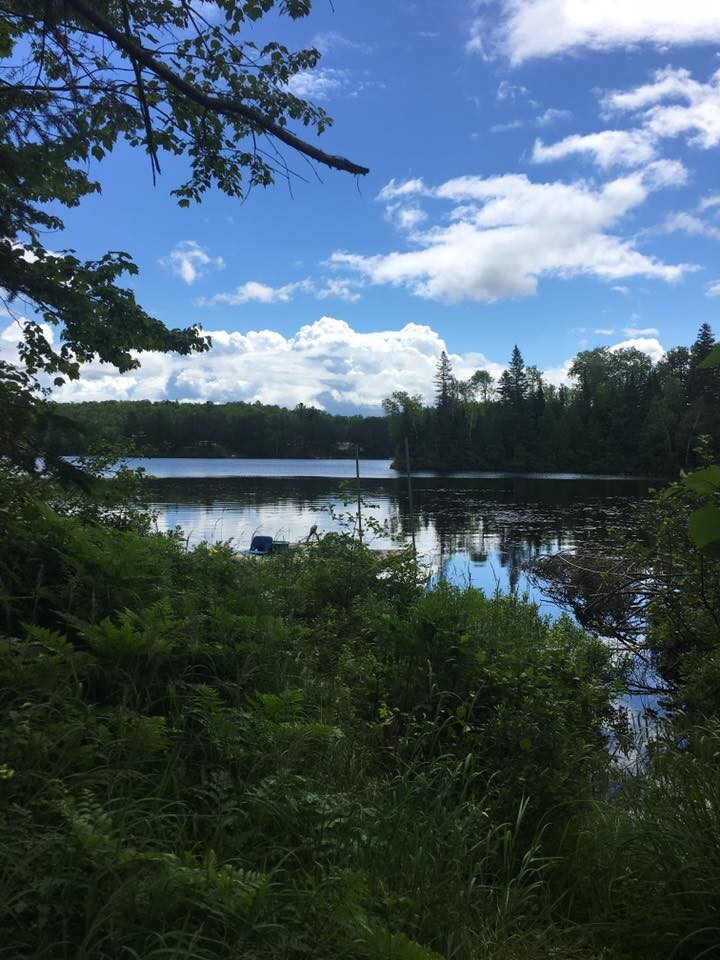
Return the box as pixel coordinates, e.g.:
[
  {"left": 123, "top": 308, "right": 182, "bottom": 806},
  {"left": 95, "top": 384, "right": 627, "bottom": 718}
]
[{"left": 133, "top": 458, "right": 653, "bottom": 617}]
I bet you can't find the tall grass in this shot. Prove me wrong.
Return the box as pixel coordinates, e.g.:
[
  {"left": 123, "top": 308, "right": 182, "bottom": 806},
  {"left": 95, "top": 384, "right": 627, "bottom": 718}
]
[{"left": 0, "top": 476, "right": 718, "bottom": 959}]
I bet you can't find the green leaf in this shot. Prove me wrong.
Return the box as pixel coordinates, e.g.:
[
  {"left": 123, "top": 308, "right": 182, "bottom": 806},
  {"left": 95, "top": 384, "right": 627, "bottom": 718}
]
[
  {"left": 699, "top": 345, "right": 720, "bottom": 369},
  {"left": 688, "top": 506, "right": 720, "bottom": 556},
  {"left": 683, "top": 466, "right": 720, "bottom": 495}
]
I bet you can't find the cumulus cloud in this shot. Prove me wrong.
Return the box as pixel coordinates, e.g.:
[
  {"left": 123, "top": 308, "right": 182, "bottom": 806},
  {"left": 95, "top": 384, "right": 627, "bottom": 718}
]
[
  {"left": 484, "top": 0, "right": 720, "bottom": 64},
  {"left": 611, "top": 336, "right": 666, "bottom": 363},
  {"left": 6, "top": 317, "right": 499, "bottom": 409},
  {"left": 532, "top": 129, "right": 656, "bottom": 168},
  {"left": 594, "top": 328, "right": 616, "bottom": 335},
  {"left": 544, "top": 333, "right": 668, "bottom": 386},
  {"left": 1, "top": 316, "right": 671, "bottom": 410},
  {"left": 705, "top": 280, "right": 720, "bottom": 298},
  {"left": 330, "top": 163, "right": 692, "bottom": 303},
  {"left": 159, "top": 241, "right": 224, "bottom": 285}
]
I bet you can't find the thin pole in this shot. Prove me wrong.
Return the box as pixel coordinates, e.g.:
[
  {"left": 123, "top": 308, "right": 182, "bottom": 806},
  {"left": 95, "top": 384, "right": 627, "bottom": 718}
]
[
  {"left": 404, "top": 436, "right": 417, "bottom": 555},
  {"left": 355, "top": 443, "right": 363, "bottom": 544}
]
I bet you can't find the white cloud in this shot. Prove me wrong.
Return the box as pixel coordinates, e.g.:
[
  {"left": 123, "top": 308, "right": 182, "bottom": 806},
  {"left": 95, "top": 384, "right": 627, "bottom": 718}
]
[
  {"left": 31, "top": 317, "right": 500, "bottom": 409},
  {"left": 534, "top": 66, "right": 720, "bottom": 171},
  {"left": 611, "top": 336, "right": 666, "bottom": 363},
  {"left": 699, "top": 194, "right": 720, "bottom": 213},
  {"left": 542, "top": 358, "right": 574, "bottom": 387},
  {"left": 532, "top": 129, "right": 656, "bottom": 168},
  {"left": 594, "top": 328, "right": 616, "bottom": 335},
  {"left": 466, "top": 17, "right": 489, "bottom": 57},
  {"left": 612, "top": 286, "right": 629, "bottom": 294},
  {"left": 623, "top": 326, "right": 660, "bottom": 337},
  {"left": 384, "top": 202, "right": 428, "bottom": 232},
  {"left": 705, "top": 280, "right": 720, "bottom": 298},
  {"left": 377, "top": 178, "right": 428, "bottom": 200},
  {"left": 197, "top": 275, "right": 362, "bottom": 307},
  {"left": 497, "top": 79, "right": 529, "bottom": 101},
  {"left": 197, "top": 279, "right": 314, "bottom": 307},
  {"left": 606, "top": 67, "right": 720, "bottom": 150},
  {"left": 330, "top": 163, "right": 692, "bottom": 303},
  {"left": 488, "top": 1, "right": 720, "bottom": 64},
  {"left": 287, "top": 67, "right": 350, "bottom": 100},
  {"left": 545, "top": 333, "right": 668, "bottom": 386},
  {"left": 536, "top": 107, "right": 572, "bottom": 127},
  {"left": 659, "top": 211, "right": 720, "bottom": 240},
  {"left": 312, "top": 31, "right": 376, "bottom": 56},
  {"left": 314, "top": 278, "right": 363, "bottom": 303},
  {"left": 490, "top": 119, "right": 525, "bottom": 133},
  {"left": 159, "top": 241, "right": 224, "bottom": 285},
  {"left": 0, "top": 316, "right": 671, "bottom": 411}
]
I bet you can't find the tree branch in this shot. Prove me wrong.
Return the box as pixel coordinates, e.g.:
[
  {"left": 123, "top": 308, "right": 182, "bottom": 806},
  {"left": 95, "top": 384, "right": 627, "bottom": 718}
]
[{"left": 63, "top": 0, "right": 370, "bottom": 177}]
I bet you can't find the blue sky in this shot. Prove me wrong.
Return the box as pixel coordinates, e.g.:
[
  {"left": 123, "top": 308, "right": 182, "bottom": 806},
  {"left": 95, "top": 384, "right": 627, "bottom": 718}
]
[{"left": 7, "top": 0, "right": 720, "bottom": 410}]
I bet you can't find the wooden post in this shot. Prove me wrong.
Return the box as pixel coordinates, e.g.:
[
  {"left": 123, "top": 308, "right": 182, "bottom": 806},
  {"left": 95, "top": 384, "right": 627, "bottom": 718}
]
[
  {"left": 404, "top": 436, "right": 417, "bottom": 555},
  {"left": 355, "top": 444, "right": 363, "bottom": 544}
]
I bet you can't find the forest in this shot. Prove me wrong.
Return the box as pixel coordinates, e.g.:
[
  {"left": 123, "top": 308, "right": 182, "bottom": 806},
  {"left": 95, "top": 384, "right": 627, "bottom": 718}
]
[
  {"left": 384, "top": 323, "right": 720, "bottom": 475},
  {"left": 49, "top": 323, "right": 719, "bottom": 477},
  {"left": 46, "top": 399, "right": 392, "bottom": 460}
]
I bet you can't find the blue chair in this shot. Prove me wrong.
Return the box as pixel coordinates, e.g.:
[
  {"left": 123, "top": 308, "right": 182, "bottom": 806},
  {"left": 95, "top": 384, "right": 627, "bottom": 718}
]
[{"left": 245, "top": 535, "right": 273, "bottom": 556}]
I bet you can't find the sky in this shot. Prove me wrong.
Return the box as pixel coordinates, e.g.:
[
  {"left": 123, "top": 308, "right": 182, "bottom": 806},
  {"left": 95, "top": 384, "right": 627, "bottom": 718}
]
[{"left": 6, "top": 0, "right": 720, "bottom": 411}]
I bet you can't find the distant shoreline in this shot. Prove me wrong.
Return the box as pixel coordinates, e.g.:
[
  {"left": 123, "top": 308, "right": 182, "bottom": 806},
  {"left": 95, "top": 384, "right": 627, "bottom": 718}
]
[{"left": 65, "top": 455, "right": 659, "bottom": 483}]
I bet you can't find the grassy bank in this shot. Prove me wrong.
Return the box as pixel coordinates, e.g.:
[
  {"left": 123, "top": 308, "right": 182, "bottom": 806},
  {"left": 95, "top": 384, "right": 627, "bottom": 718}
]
[{"left": 0, "top": 467, "right": 718, "bottom": 960}]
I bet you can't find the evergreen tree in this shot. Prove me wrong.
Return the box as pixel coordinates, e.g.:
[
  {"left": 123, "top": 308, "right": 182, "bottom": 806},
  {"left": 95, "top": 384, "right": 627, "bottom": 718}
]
[
  {"left": 499, "top": 346, "right": 528, "bottom": 407},
  {"left": 689, "top": 323, "right": 718, "bottom": 402},
  {"left": 434, "top": 351, "right": 455, "bottom": 409}
]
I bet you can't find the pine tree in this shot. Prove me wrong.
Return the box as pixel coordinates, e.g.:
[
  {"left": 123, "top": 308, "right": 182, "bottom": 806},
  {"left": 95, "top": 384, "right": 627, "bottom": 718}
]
[
  {"left": 499, "top": 346, "right": 528, "bottom": 406},
  {"left": 434, "top": 351, "right": 455, "bottom": 409},
  {"left": 689, "top": 323, "right": 717, "bottom": 402}
]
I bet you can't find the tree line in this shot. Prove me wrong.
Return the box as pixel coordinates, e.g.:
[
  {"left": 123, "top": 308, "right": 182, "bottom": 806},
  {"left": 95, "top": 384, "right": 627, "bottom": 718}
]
[
  {"left": 47, "top": 399, "right": 392, "bottom": 460},
  {"left": 49, "top": 323, "right": 718, "bottom": 474},
  {"left": 384, "top": 323, "right": 720, "bottom": 475}
]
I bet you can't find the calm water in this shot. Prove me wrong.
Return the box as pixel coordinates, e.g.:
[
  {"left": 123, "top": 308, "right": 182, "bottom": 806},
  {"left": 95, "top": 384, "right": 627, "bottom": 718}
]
[{"left": 135, "top": 458, "right": 653, "bottom": 616}]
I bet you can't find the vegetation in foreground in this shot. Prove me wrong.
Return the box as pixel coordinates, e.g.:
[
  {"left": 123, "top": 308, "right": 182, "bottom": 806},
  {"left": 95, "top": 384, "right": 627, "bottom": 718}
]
[{"left": 1, "top": 460, "right": 719, "bottom": 960}]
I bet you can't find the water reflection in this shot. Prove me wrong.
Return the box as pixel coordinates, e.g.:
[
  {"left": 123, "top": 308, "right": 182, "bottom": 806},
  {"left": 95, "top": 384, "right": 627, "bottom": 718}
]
[{"left": 147, "top": 471, "right": 650, "bottom": 614}]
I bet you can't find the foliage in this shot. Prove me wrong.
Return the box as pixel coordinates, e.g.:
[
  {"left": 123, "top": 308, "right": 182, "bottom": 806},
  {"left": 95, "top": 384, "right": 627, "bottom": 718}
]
[
  {"left": 532, "top": 455, "right": 720, "bottom": 721},
  {"left": 558, "top": 720, "right": 720, "bottom": 960},
  {"left": 0, "top": 0, "right": 366, "bottom": 472},
  {"left": 0, "top": 465, "right": 631, "bottom": 960},
  {"left": 45, "top": 398, "right": 393, "bottom": 459},
  {"left": 384, "top": 325, "right": 720, "bottom": 476}
]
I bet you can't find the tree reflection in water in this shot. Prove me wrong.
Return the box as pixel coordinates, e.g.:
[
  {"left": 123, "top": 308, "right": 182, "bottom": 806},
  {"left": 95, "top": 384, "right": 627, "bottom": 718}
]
[{"left": 147, "top": 470, "right": 651, "bottom": 611}]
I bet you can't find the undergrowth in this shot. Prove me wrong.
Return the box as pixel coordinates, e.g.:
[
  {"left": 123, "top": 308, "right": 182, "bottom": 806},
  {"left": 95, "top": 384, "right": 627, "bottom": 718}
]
[{"left": 0, "top": 466, "right": 718, "bottom": 959}]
